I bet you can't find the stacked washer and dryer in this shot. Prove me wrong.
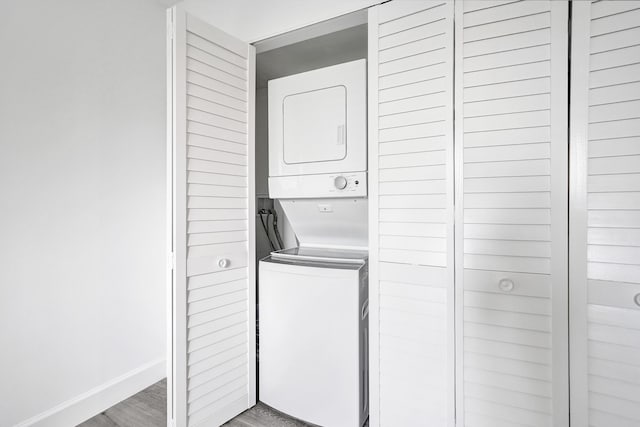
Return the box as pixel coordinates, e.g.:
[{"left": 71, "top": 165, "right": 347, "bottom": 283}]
[{"left": 258, "top": 59, "right": 369, "bottom": 427}]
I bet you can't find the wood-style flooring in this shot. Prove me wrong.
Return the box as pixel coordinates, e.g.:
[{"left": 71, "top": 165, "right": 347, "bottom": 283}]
[
  {"left": 78, "top": 380, "right": 166, "bottom": 427},
  {"left": 79, "top": 379, "right": 315, "bottom": 427},
  {"left": 223, "top": 402, "right": 315, "bottom": 427}
]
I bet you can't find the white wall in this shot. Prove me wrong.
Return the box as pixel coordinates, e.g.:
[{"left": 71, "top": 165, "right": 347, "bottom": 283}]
[{"left": 0, "top": 1, "right": 167, "bottom": 425}]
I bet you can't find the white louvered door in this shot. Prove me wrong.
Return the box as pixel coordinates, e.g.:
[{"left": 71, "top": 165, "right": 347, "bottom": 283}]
[
  {"left": 368, "top": 2, "right": 455, "bottom": 426},
  {"left": 168, "top": 6, "right": 256, "bottom": 427},
  {"left": 570, "top": 2, "right": 640, "bottom": 426},
  {"left": 455, "top": 1, "right": 569, "bottom": 426}
]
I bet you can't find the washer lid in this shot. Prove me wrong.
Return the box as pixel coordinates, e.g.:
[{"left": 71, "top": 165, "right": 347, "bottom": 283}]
[{"left": 271, "top": 246, "right": 368, "bottom": 265}]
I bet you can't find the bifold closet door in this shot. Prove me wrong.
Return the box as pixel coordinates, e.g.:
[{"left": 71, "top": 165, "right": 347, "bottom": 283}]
[
  {"left": 454, "top": 1, "right": 568, "bottom": 426},
  {"left": 570, "top": 2, "right": 640, "bottom": 426},
  {"left": 168, "top": 6, "right": 256, "bottom": 427},
  {"left": 368, "top": 2, "right": 455, "bottom": 426}
]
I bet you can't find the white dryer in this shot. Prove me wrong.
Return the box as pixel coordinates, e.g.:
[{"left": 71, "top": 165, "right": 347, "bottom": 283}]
[{"left": 268, "top": 59, "right": 367, "bottom": 200}]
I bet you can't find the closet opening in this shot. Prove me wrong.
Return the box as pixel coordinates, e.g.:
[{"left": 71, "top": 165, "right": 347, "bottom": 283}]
[{"left": 251, "top": 9, "right": 370, "bottom": 426}]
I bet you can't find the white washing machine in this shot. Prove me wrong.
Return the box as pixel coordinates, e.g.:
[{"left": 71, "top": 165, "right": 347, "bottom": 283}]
[
  {"left": 259, "top": 248, "right": 368, "bottom": 427},
  {"left": 259, "top": 59, "right": 369, "bottom": 426}
]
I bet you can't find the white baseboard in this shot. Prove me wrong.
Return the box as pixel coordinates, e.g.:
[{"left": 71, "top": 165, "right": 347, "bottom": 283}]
[{"left": 14, "top": 358, "right": 166, "bottom": 427}]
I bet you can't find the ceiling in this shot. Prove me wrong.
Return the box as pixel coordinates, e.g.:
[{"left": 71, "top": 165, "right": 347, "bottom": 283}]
[{"left": 179, "top": 0, "right": 380, "bottom": 43}]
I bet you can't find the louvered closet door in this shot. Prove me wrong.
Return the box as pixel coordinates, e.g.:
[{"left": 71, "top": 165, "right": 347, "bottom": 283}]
[
  {"left": 169, "top": 6, "right": 256, "bottom": 427},
  {"left": 570, "top": 2, "right": 640, "bottom": 426},
  {"left": 454, "top": 1, "right": 568, "bottom": 426},
  {"left": 368, "top": 2, "right": 454, "bottom": 426}
]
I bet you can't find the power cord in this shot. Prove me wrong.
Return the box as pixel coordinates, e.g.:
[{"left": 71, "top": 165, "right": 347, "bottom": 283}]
[{"left": 258, "top": 208, "right": 284, "bottom": 252}]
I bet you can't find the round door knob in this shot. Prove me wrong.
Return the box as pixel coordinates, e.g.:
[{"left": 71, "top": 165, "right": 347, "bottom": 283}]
[
  {"left": 634, "top": 293, "right": 640, "bottom": 307},
  {"left": 498, "top": 278, "right": 514, "bottom": 292},
  {"left": 334, "top": 176, "right": 348, "bottom": 190},
  {"left": 217, "top": 258, "right": 230, "bottom": 269}
]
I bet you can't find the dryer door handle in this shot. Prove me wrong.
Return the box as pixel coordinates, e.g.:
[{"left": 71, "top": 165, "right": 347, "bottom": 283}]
[{"left": 337, "top": 124, "right": 345, "bottom": 145}]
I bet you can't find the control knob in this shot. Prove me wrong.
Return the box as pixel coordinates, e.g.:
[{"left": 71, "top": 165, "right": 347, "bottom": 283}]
[{"left": 334, "top": 176, "right": 348, "bottom": 190}]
